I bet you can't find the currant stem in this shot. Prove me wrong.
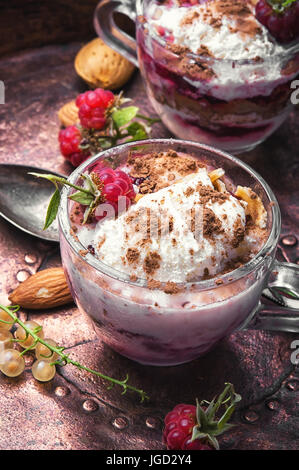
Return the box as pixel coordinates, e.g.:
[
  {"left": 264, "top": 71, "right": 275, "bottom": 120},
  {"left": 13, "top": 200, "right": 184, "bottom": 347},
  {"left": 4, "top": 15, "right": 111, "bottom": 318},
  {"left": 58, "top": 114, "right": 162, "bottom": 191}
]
[
  {"left": 136, "top": 113, "right": 161, "bottom": 124},
  {"left": 0, "top": 304, "right": 149, "bottom": 402},
  {"left": 29, "top": 173, "right": 95, "bottom": 197}
]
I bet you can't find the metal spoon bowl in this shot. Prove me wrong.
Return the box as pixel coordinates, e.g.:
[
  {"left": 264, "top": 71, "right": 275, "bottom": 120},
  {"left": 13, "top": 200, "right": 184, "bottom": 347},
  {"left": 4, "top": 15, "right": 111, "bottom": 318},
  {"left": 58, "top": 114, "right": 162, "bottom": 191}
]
[{"left": 0, "top": 164, "right": 65, "bottom": 242}]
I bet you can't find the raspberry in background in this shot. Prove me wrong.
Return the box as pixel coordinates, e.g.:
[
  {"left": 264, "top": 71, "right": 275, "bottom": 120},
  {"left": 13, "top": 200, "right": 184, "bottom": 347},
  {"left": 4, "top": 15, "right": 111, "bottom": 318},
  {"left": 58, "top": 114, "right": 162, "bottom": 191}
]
[
  {"left": 255, "top": 0, "right": 299, "bottom": 43},
  {"left": 58, "top": 87, "right": 159, "bottom": 167},
  {"left": 163, "top": 383, "right": 241, "bottom": 450},
  {"left": 76, "top": 88, "right": 115, "bottom": 130},
  {"left": 58, "top": 125, "right": 90, "bottom": 167}
]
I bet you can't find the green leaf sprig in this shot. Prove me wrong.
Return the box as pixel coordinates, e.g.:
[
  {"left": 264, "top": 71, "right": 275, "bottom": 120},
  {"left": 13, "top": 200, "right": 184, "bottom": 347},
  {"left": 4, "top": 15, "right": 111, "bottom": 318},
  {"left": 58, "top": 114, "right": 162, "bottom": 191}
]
[
  {"left": 29, "top": 172, "right": 101, "bottom": 229},
  {"left": 80, "top": 93, "right": 160, "bottom": 154},
  {"left": 0, "top": 304, "right": 149, "bottom": 402},
  {"left": 191, "top": 383, "right": 241, "bottom": 450}
]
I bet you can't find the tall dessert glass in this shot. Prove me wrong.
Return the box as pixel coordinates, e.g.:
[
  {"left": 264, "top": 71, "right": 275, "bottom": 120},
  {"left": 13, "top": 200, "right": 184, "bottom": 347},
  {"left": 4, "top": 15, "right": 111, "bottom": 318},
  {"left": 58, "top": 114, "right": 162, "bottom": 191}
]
[
  {"left": 94, "top": 0, "right": 299, "bottom": 153},
  {"left": 58, "top": 139, "right": 299, "bottom": 366}
]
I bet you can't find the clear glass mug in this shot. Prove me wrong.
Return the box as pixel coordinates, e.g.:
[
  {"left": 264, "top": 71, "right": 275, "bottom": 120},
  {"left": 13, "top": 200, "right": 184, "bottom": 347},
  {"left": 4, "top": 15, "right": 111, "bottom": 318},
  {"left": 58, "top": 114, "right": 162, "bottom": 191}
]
[
  {"left": 58, "top": 139, "right": 299, "bottom": 366},
  {"left": 93, "top": 0, "right": 299, "bottom": 154}
]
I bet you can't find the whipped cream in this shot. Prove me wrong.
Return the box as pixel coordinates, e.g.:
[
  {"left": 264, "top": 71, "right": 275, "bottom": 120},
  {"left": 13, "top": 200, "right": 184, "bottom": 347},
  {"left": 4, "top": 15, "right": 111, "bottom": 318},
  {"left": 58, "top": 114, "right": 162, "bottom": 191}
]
[
  {"left": 147, "top": 1, "right": 285, "bottom": 60},
  {"left": 145, "top": 0, "right": 296, "bottom": 100},
  {"left": 78, "top": 168, "right": 249, "bottom": 283}
]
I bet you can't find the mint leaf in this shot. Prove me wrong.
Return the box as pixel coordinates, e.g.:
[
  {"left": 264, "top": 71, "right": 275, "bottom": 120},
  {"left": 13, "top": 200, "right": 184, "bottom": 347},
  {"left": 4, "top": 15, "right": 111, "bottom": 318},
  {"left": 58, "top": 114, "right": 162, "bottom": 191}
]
[
  {"left": 68, "top": 191, "right": 94, "bottom": 205},
  {"left": 126, "top": 122, "right": 149, "bottom": 141},
  {"left": 44, "top": 188, "right": 60, "bottom": 229},
  {"left": 112, "top": 106, "right": 139, "bottom": 128}
]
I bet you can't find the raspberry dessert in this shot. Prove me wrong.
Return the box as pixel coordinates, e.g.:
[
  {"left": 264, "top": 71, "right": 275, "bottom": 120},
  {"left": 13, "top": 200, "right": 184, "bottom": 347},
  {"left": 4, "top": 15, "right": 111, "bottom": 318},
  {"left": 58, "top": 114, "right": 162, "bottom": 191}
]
[
  {"left": 58, "top": 142, "right": 272, "bottom": 365},
  {"left": 136, "top": 0, "right": 299, "bottom": 153}
]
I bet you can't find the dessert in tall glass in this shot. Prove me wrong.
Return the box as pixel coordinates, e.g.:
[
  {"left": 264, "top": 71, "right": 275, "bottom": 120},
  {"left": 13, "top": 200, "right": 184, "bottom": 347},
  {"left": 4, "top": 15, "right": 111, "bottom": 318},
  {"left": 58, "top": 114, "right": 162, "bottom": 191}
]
[{"left": 131, "top": 0, "right": 299, "bottom": 152}]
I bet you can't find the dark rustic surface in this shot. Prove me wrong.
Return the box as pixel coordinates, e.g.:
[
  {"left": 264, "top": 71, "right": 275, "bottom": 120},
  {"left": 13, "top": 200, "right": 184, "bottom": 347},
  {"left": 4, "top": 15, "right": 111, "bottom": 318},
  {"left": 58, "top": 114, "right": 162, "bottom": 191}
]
[
  {"left": 0, "top": 0, "right": 99, "bottom": 57},
  {"left": 0, "top": 9, "right": 299, "bottom": 450}
]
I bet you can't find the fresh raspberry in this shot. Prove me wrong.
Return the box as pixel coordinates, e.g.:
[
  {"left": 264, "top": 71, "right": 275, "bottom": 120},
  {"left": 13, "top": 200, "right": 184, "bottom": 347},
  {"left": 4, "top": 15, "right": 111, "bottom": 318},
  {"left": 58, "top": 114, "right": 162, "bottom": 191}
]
[
  {"left": 75, "top": 89, "right": 115, "bottom": 130},
  {"left": 97, "top": 168, "right": 116, "bottom": 184},
  {"left": 58, "top": 125, "right": 90, "bottom": 167},
  {"left": 114, "top": 170, "right": 132, "bottom": 185},
  {"left": 163, "top": 404, "right": 211, "bottom": 450},
  {"left": 103, "top": 183, "right": 123, "bottom": 202},
  {"left": 92, "top": 166, "right": 135, "bottom": 200},
  {"left": 91, "top": 166, "right": 135, "bottom": 220},
  {"left": 114, "top": 177, "right": 130, "bottom": 194},
  {"left": 163, "top": 383, "right": 241, "bottom": 451},
  {"left": 182, "top": 437, "right": 213, "bottom": 450},
  {"left": 255, "top": 0, "right": 299, "bottom": 43}
]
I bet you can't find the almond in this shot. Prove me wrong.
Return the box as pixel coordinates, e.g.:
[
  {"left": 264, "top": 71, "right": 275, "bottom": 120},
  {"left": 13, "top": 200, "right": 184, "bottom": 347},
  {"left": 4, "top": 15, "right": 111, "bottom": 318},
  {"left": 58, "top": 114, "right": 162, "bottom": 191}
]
[
  {"left": 8, "top": 267, "right": 73, "bottom": 309},
  {"left": 58, "top": 100, "right": 79, "bottom": 127},
  {"left": 74, "top": 38, "right": 135, "bottom": 90}
]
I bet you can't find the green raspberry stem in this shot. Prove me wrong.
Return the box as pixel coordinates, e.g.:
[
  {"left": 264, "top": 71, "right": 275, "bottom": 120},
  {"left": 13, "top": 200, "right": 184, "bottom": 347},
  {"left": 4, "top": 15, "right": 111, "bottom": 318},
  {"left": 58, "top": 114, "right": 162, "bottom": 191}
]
[{"left": 28, "top": 173, "right": 95, "bottom": 197}]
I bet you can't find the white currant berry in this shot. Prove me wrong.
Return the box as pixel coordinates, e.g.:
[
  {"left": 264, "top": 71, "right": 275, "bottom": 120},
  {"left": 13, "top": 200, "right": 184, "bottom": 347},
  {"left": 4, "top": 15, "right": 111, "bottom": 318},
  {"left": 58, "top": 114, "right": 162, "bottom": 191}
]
[
  {"left": 0, "top": 310, "right": 14, "bottom": 331},
  {"left": 15, "top": 321, "right": 44, "bottom": 349},
  {"left": 0, "top": 349, "right": 25, "bottom": 377},
  {"left": 0, "top": 330, "right": 13, "bottom": 350},
  {"left": 32, "top": 360, "right": 56, "bottom": 382},
  {"left": 35, "top": 339, "right": 59, "bottom": 362}
]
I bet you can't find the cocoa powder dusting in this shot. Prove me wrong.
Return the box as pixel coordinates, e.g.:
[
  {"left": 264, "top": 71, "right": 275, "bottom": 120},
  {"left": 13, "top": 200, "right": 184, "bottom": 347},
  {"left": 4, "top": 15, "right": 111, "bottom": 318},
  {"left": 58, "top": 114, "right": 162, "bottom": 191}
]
[
  {"left": 203, "top": 207, "right": 224, "bottom": 238},
  {"left": 232, "top": 218, "right": 245, "bottom": 248},
  {"left": 147, "top": 279, "right": 162, "bottom": 290},
  {"left": 126, "top": 247, "right": 140, "bottom": 264},
  {"left": 97, "top": 236, "right": 106, "bottom": 252},
  {"left": 197, "top": 184, "right": 229, "bottom": 205},
  {"left": 180, "top": 10, "right": 200, "bottom": 27},
  {"left": 79, "top": 249, "right": 88, "bottom": 257},
  {"left": 184, "top": 187, "right": 195, "bottom": 197},
  {"left": 143, "top": 251, "right": 161, "bottom": 275},
  {"left": 163, "top": 281, "right": 181, "bottom": 295},
  {"left": 127, "top": 150, "right": 202, "bottom": 194},
  {"left": 197, "top": 45, "right": 212, "bottom": 57}
]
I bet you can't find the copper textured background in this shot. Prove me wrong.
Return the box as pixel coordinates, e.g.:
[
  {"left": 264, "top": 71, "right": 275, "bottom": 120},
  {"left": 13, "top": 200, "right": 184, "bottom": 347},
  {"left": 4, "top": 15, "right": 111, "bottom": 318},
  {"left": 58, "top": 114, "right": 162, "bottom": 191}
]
[{"left": 0, "top": 0, "right": 298, "bottom": 450}]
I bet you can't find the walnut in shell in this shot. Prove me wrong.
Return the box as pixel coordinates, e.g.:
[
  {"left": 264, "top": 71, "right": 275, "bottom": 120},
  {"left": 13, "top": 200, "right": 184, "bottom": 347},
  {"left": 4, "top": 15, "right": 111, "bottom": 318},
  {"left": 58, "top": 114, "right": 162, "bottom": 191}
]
[{"left": 75, "top": 38, "right": 135, "bottom": 90}]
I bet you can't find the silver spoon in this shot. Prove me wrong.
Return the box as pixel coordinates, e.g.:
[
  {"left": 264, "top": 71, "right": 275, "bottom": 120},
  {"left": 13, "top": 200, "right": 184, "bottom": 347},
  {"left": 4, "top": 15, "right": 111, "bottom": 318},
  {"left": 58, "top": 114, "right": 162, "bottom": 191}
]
[{"left": 0, "top": 163, "right": 65, "bottom": 242}]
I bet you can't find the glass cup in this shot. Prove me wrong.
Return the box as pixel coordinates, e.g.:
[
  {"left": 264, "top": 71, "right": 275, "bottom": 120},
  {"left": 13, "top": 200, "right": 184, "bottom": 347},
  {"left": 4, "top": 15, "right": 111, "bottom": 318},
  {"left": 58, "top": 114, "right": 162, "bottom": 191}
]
[
  {"left": 94, "top": 0, "right": 299, "bottom": 154},
  {"left": 58, "top": 139, "right": 299, "bottom": 366}
]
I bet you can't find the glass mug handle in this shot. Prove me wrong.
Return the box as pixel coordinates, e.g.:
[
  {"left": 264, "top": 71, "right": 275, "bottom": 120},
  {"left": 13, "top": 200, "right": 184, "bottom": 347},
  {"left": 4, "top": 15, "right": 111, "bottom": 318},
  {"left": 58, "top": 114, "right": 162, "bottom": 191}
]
[
  {"left": 242, "top": 260, "right": 299, "bottom": 333},
  {"left": 93, "top": 0, "right": 139, "bottom": 67}
]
